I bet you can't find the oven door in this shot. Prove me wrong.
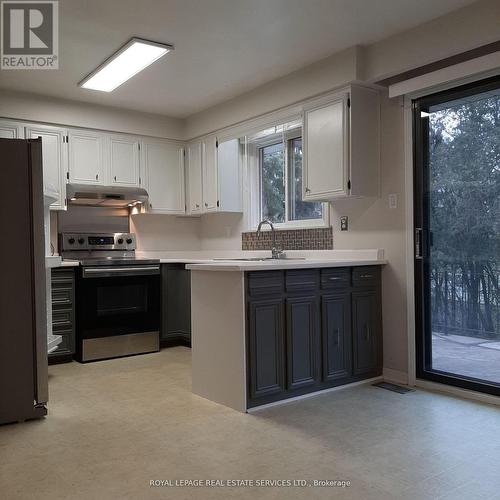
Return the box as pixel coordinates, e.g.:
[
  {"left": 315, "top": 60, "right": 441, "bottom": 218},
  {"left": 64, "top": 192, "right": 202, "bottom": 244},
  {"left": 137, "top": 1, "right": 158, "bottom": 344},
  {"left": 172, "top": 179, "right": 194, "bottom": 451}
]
[{"left": 76, "top": 265, "right": 160, "bottom": 340}]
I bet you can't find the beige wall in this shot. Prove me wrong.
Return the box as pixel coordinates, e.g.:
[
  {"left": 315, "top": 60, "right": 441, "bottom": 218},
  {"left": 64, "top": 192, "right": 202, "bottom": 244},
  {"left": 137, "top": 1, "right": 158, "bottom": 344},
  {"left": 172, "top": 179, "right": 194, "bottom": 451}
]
[
  {"left": 0, "top": 89, "right": 185, "bottom": 140},
  {"left": 130, "top": 214, "right": 201, "bottom": 251}
]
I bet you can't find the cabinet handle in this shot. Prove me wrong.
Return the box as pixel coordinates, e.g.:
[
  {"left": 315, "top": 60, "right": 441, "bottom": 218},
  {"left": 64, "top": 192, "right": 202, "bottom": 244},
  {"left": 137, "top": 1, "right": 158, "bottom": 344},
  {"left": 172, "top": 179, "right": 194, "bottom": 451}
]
[
  {"left": 205, "top": 202, "right": 208, "bottom": 207},
  {"left": 334, "top": 328, "right": 340, "bottom": 345},
  {"left": 95, "top": 174, "right": 99, "bottom": 181},
  {"left": 305, "top": 187, "right": 311, "bottom": 193},
  {"left": 196, "top": 204, "right": 200, "bottom": 208},
  {"left": 114, "top": 175, "right": 117, "bottom": 181},
  {"left": 328, "top": 276, "right": 343, "bottom": 281},
  {"left": 360, "top": 274, "right": 373, "bottom": 279},
  {"left": 366, "top": 325, "right": 371, "bottom": 341}
]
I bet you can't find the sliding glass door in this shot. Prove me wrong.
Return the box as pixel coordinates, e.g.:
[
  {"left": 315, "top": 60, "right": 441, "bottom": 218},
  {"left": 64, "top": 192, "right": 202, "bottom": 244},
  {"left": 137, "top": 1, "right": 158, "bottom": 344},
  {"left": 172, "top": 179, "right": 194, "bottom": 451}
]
[{"left": 414, "top": 76, "right": 500, "bottom": 396}]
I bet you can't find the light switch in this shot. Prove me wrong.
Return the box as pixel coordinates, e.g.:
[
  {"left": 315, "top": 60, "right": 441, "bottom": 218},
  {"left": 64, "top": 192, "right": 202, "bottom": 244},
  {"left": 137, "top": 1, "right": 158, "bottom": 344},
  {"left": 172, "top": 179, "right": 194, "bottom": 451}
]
[{"left": 388, "top": 194, "right": 398, "bottom": 209}]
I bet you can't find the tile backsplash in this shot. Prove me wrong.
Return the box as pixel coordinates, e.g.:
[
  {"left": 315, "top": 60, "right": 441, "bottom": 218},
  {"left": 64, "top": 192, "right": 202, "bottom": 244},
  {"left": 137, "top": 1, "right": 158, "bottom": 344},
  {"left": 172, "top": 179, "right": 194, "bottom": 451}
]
[{"left": 242, "top": 227, "right": 333, "bottom": 251}]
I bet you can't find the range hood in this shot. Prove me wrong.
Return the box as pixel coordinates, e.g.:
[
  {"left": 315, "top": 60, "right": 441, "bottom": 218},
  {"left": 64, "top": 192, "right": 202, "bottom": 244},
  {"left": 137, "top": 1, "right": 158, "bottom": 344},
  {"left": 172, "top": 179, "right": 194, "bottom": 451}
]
[{"left": 67, "top": 184, "right": 148, "bottom": 208}]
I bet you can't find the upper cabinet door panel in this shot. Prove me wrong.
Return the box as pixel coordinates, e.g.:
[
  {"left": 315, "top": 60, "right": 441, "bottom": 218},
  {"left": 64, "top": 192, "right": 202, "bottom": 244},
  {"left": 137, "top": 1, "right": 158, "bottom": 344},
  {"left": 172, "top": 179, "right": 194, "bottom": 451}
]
[
  {"left": 187, "top": 142, "right": 202, "bottom": 214},
  {"left": 202, "top": 135, "right": 218, "bottom": 212},
  {"left": 25, "top": 124, "right": 68, "bottom": 210},
  {"left": 0, "top": 120, "right": 24, "bottom": 139},
  {"left": 68, "top": 130, "right": 105, "bottom": 185},
  {"left": 144, "top": 141, "right": 185, "bottom": 214},
  {"left": 109, "top": 135, "right": 140, "bottom": 186},
  {"left": 303, "top": 95, "right": 348, "bottom": 200}
]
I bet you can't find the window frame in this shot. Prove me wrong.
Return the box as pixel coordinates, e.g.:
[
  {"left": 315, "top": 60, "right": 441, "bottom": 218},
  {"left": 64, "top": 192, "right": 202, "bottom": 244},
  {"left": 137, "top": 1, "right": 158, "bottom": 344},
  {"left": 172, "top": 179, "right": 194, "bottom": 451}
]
[{"left": 250, "top": 128, "right": 329, "bottom": 231}]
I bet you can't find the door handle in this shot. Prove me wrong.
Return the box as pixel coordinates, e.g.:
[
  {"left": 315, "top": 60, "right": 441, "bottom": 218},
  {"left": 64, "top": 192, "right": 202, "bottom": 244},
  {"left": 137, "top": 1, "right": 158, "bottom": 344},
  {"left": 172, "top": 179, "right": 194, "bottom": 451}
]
[{"left": 415, "top": 228, "right": 423, "bottom": 259}]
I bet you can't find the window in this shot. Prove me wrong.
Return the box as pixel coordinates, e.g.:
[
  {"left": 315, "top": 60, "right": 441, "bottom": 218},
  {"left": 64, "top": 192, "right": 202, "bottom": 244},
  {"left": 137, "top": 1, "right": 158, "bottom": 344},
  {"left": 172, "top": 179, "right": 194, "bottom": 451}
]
[{"left": 251, "top": 122, "right": 325, "bottom": 228}]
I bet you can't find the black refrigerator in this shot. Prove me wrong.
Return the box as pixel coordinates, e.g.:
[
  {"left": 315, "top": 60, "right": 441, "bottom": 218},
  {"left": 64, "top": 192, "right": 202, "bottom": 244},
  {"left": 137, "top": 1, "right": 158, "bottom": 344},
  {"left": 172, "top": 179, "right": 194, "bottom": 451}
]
[{"left": 0, "top": 138, "right": 48, "bottom": 424}]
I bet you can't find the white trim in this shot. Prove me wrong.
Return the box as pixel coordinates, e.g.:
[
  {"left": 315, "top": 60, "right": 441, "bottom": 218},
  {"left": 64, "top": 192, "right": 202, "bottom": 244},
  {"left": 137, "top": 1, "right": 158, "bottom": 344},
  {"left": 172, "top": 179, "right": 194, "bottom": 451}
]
[
  {"left": 383, "top": 368, "right": 408, "bottom": 385},
  {"left": 416, "top": 379, "right": 500, "bottom": 408},
  {"left": 389, "top": 51, "right": 500, "bottom": 98},
  {"left": 404, "top": 96, "right": 416, "bottom": 387},
  {"left": 247, "top": 376, "right": 383, "bottom": 412}
]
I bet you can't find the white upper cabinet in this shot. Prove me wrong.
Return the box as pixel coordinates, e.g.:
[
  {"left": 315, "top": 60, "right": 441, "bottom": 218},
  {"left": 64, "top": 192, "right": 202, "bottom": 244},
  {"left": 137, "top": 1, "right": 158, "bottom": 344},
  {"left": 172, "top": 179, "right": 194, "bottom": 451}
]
[
  {"left": 143, "top": 139, "right": 185, "bottom": 214},
  {"left": 0, "top": 120, "right": 24, "bottom": 139},
  {"left": 68, "top": 129, "right": 105, "bottom": 185},
  {"left": 25, "top": 124, "right": 68, "bottom": 211},
  {"left": 217, "top": 138, "right": 242, "bottom": 212},
  {"left": 186, "top": 141, "right": 202, "bottom": 214},
  {"left": 201, "top": 135, "right": 218, "bottom": 212},
  {"left": 108, "top": 135, "right": 140, "bottom": 186},
  {"left": 303, "top": 85, "right": 380, "bottom": 201}
]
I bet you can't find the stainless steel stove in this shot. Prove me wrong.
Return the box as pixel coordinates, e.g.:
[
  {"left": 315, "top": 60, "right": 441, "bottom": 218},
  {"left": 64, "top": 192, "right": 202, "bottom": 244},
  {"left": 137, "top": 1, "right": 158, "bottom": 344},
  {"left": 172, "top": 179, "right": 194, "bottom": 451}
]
[{"left": 60, "top": 233, "right": 161, "bottom": 362}]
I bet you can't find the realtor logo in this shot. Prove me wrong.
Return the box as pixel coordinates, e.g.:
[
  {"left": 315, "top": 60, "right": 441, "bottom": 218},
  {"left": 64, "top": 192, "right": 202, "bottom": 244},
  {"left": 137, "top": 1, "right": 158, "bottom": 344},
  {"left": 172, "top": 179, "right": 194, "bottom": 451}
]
[{"left": 1, "top": 1, "right": 58, "bottom": 69}]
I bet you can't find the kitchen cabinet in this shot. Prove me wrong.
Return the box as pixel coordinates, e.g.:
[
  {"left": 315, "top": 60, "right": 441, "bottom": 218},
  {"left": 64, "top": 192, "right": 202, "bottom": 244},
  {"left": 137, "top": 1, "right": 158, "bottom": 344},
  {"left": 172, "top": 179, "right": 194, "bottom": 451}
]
[
  {"left": 108, "top": 134, "right": 141, "bottom": 187},
  {"left": 142, "top": 139, "right": 185, "bottom": 214},
  {"left": 322, "top": 293, "right": 352, "bottom": 381},
  {"left": 186, "top": 141, "right": 202, "bottom": 214},
  {"left": 161, "top": 264, "right": 191, "bottom": 345},
  {"left": 0, "top": 119, "right": 24, "bottom": 138},
  {"left": 246, "top": 266, "right": 382, "bottom": 407},
  {"left": 49, "top": 268, "right": 75, "bottom": 364},
  {"left": 68, "top": 129, "right": 105, "bottom": 185},
  {"left": 201, "top": 135, "right": 218, "bottom": 212},
  {"left": 286, "top": 294, "right": 320, "bottom": 390},
  {"left": 303, "top": 84, "right": 380, "bottom": 201},
  {"left": 25, "top": 124, "right": 68, "bottom": 210},
  {"left": 248, "top": 296, "right": 285, "bottom": 400}
]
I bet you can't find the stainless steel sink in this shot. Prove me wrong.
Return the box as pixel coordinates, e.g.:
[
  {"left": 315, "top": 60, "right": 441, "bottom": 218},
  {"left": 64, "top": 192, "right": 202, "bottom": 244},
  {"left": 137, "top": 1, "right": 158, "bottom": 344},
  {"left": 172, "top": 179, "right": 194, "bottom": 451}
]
[{"left": 212, "top": 257, "right": 306, "bottom": 262}]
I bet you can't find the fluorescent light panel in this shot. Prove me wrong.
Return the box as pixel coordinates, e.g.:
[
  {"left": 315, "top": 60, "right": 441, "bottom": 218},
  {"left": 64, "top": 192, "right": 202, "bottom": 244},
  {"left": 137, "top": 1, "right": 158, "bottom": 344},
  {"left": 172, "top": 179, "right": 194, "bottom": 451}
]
[{"left": 79, "top": 38, "right": 173, "bottom": 92}]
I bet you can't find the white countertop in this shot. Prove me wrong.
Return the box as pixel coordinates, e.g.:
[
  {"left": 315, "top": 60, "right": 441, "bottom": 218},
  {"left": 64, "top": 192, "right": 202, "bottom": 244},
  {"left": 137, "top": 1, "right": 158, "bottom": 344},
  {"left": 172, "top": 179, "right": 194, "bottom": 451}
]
[{"left": 185, "top": 258, "right": 386, "bottom": 271}]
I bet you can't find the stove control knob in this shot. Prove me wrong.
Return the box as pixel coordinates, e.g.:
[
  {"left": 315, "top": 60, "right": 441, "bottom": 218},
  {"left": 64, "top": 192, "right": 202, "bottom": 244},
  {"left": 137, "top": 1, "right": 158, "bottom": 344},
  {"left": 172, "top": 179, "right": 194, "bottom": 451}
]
[
  {"left": 78, "top": 238, "right": 85, "bottom": 245},
  {"left": 126, "top": 238, "right": 133, "bottom": 244},
  {"left": 68, "top": 237, "right": 75, "bottom": 244},
  {"left": 117, "top": 238, "right": 124, "bottom": 244}
]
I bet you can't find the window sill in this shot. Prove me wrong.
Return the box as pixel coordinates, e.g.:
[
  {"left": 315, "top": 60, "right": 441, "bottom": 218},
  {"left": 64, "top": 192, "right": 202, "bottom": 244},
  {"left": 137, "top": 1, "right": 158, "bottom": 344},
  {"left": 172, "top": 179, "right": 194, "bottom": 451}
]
[{"left": 250, "top": 221, "right": 330, "bottom": 232}]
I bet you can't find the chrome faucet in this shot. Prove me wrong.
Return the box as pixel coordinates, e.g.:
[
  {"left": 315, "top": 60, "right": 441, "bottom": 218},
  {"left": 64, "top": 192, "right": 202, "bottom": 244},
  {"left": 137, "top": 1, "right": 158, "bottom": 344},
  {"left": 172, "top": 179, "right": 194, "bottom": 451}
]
[{"left": 257, "top": 220, "right": 284, "bottom": 259}]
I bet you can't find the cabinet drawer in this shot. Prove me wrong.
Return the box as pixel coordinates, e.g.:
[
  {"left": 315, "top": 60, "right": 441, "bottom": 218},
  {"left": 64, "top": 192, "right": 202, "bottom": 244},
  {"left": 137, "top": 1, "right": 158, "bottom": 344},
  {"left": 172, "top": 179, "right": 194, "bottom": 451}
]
[
  {"left": 51, "top": 286, "right": 73, "bottom": 306},
  {"left": 51, "top": 269, "right": 75, "bottom": 283},
  {"left": 352, "top": 267, "right": 379, "bottom": 288},
  {"left": 321, "top": 268, "right": 350, "bottom": 289},
  {"left": 247, "top": 271, "right": 284, "bottom": 297},
  {"left": 286, "top": 270, "right": 319, "bottom": 293},
  {"left": 52, "top": 309, "right": 73, "bottom": 331}
]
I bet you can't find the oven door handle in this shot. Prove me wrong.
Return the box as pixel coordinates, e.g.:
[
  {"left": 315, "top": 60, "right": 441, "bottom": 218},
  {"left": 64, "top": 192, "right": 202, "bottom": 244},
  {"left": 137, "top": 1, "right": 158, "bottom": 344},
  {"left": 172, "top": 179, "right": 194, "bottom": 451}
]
[{"left": 82, "top": 265, "right": 160, "bottom": 278}]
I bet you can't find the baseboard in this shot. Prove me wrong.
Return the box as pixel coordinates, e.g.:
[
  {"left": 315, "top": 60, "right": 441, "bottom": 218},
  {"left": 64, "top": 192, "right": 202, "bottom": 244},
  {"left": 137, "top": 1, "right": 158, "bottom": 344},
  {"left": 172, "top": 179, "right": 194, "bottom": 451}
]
[
  {"left": 247, "top": 376, "right": 383, "bottom": 413},
  {"left": 416, "top": 379, "right": 500, "bottom": 407},
  {"left": 383, "top": 368, "right": 409, "bottom": 385}
]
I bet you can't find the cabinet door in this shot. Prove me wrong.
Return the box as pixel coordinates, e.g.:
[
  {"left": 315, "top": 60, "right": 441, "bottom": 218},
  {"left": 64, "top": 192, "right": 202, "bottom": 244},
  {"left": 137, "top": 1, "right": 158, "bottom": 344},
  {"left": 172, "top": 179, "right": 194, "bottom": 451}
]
[
  {"left": 144, "top": 140, "right": 185, "bottom": 214},
  {"left": 248, "top": 297, "right": 285, "bottom": 400},
  {"left": 322, "top": 293, "right": 352, "bottom": 381},
  {"left": 0, "top": 120, "right": 23, "bottom": 138},
  {"left": 352, "top": 290, "right": 379, "bottom": 375},
  {"left": 109, "top": 135, "right": 140, "bottom": 186},
  {"left": 286, "top": 295, "right": 320, "bottom": 390},
  {"left": 303, "top": 95, "right": 348, "bottom": 200},
  {"left": 68, "top": 130, "right": 105, "bottom": 184},
  {"left": 187, "top": 142, "right": 202, "bottom": 214},
  {"left": 25, "top": 124, "right": 68, "bottom": 210},
  {"left": 202, "top": 135, "right": 218, "bottom": 212}
]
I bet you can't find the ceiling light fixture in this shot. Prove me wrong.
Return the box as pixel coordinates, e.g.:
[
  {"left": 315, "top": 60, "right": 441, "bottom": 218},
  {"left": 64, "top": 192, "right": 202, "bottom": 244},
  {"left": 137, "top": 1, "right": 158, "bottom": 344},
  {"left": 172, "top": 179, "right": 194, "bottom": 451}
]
[{"left": 78, "top": 38, "right": 174, "bottom": 92}]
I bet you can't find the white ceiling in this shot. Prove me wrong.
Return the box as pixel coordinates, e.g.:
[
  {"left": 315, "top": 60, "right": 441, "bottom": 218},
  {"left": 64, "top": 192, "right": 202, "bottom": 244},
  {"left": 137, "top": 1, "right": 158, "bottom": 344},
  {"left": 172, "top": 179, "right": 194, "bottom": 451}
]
[{"left": 0, "top": 0, "right": 476, "bottom": 118}]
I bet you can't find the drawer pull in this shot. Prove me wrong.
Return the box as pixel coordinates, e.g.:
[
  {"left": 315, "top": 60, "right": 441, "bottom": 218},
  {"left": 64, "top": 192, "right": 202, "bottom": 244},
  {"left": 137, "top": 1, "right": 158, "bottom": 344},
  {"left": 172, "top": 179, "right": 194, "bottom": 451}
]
[
  {"left": 360, "top": 274, "right": 373, "bottom": 279},
  {"left": 328, "top": 276, "right": 344, "bottom": 281}
]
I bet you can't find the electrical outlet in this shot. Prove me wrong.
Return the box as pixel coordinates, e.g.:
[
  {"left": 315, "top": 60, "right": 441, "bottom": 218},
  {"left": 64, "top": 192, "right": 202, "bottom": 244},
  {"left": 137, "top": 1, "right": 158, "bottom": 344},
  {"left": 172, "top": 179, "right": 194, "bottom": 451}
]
[
  {"left": 340, "top": 216, "right": 348, "bottom": 231},
  {"left": 388, "top": 193, "right": 398, "bottom": 209}
]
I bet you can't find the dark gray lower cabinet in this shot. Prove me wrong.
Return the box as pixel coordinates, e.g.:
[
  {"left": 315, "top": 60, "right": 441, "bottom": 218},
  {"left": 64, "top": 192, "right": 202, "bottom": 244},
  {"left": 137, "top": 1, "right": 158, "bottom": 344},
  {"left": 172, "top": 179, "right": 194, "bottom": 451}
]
[
  {"left": 286, "top": 295, "right": 320, "bottom": 390},
  {"left": 161, "top": 264, "right": 191, "bottom": 346},
  {"left": 247, "top": 266, "right": 382, "bottom": 407},
  {"left": 352, "top": 290, "right": 380, "bottom": 376},
  {"left": 248, "top": 297, "right": 285, "bottom": 399},
  {"left": 322, "top": 293, "right": 352, "bottom": 382},
  {"left": 49, "top": 268, "right": 75, "bottom": 364}
]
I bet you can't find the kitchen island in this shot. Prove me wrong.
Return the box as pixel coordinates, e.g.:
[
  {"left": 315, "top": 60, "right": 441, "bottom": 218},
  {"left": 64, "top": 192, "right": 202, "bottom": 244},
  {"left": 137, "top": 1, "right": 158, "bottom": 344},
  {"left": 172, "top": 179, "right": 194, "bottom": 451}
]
[{"left": 186, "top": 250, "right": 386, "bottom": 412}]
